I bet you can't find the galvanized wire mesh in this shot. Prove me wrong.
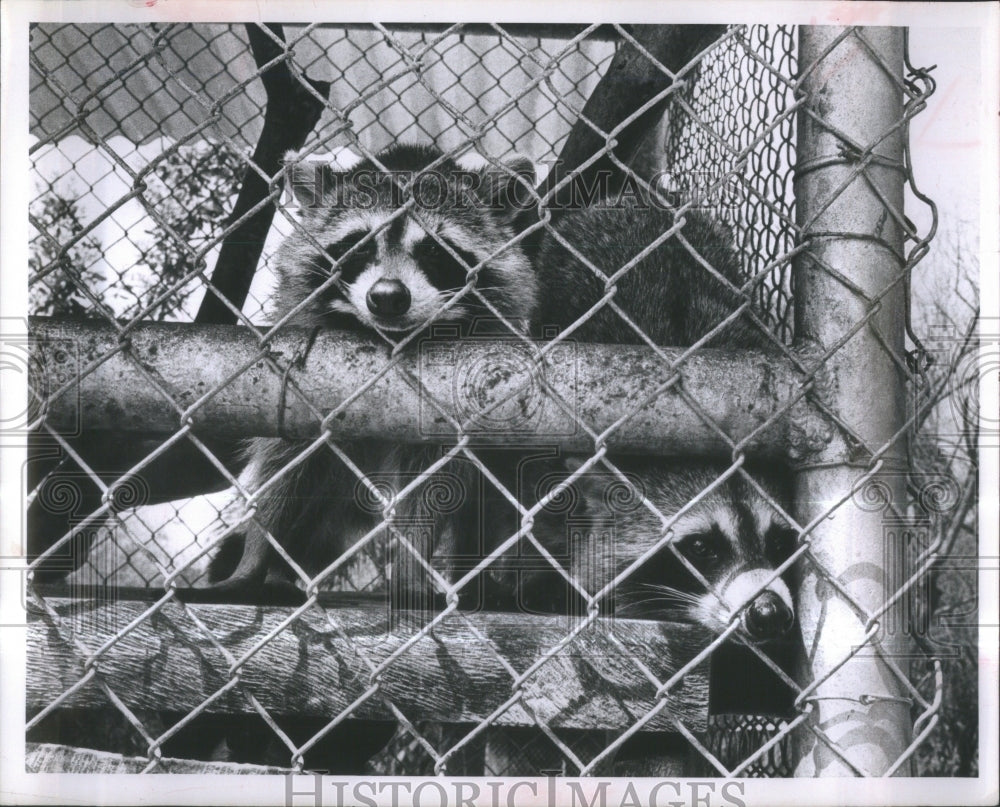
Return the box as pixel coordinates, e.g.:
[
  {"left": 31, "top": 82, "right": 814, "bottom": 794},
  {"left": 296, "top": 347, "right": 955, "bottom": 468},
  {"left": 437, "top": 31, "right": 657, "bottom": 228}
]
[
  {"left": 664, "top": 25, "right": 797, "bottom": 341},
  {"left": 23, "top": 21, "right": 965, "bottom": 780}
]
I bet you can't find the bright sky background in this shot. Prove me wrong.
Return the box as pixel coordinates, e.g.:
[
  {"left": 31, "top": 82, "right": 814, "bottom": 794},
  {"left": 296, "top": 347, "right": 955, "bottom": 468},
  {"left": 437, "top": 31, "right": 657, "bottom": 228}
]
[
  {"left": 904, "top": 26, "right": 984, "bottom": 313},
  {"left": 907, "top": 27, "right": 982, "bottom": 233}
]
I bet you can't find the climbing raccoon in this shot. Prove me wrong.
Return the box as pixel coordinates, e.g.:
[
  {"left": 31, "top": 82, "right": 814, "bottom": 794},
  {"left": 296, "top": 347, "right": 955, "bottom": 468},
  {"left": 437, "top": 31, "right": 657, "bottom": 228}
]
[
  {"left": 208, "top": 143, "right": 537, "bottom": 593},
  {"left": 523, "top": 202, "right": 797, "bottom": 645}
]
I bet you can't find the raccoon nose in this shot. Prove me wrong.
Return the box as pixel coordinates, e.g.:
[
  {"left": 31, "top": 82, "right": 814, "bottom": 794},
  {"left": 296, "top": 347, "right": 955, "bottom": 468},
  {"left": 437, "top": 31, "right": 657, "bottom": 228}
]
[
  {"left": 743, "top": 590, "right": 794, "bottom": 641},
  {"left": 366, "top": 279, "right": 411, "bottom": 317}
]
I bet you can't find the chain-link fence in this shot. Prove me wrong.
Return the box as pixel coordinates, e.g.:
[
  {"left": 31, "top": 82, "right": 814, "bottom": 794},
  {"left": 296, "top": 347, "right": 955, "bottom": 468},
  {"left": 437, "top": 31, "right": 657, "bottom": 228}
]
[{"left": 23, "top": 21, "right": 973, "bottom": 780}]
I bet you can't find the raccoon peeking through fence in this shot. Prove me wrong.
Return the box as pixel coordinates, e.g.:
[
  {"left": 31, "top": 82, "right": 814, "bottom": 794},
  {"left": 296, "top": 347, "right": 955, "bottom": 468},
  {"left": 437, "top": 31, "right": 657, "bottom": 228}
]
[
  {"left": 512, "top": 201, "right": 801, "bottom": 650},
  {"left": 469, "top": 198, "right": 804, "bottom": 776},
  {"left": 207, "top": 143, "right": 537, "bottom": 596}
]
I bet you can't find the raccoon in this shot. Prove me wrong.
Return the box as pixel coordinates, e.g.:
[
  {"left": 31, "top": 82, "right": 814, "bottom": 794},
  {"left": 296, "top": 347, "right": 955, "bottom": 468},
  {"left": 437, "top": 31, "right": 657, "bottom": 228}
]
[
  {"left": 208, "top": 144, "right": 537, "bottom": 593},
  {"left": 272, "top": 144, "right": 537, "bottom": 335},
  {"left": 523, "top": 457, "right": 796, "bottom": 644},
  {"left": 524, "top": 202, "right": 797, "bottom": 645}
]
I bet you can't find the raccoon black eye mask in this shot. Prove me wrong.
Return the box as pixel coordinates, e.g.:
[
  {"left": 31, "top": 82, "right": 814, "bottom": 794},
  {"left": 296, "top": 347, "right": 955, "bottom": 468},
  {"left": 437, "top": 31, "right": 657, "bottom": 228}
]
[{"left": 523, "top": 458, "right": 796, "bottom": 643}]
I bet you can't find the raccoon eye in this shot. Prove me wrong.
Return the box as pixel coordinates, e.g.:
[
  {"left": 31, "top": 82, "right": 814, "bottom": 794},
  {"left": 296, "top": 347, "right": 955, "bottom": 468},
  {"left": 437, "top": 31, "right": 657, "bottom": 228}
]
[
  {"left": 414, "top": 236, "right": 476, "bottom": 292},
  {"left": 325, "top": 229, "right": 370, "bottom": 260},
  {"left": 683, "top": 535, "right": 718, "bottom": 560},
  {"left": 420, "top": 239, "right": 445, "bottom": 259},
  {"left": 324, "top": 231, "right": 375, "bottom": 284},
  {"left": 765, "top": 526, "right": 799, "bottom": 564}
]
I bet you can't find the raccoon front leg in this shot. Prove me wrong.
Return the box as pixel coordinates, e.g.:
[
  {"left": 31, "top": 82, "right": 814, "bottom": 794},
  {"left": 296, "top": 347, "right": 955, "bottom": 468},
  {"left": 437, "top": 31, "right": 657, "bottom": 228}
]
[
  {"left": 386, "top": 447, "right": 482, "bottom": 612},
  {"left": 207, "top": 437, "right": 302, "bottom": 590},
  {"left": 208, "top": 437, "right": 376, "bottom": 590}
]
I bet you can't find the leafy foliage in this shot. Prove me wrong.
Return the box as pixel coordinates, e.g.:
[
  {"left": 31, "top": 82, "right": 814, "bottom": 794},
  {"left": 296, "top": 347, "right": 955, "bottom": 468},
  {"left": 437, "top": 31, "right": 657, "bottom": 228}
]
[
  {"left": 135, "top": 142, "right": 244, "bottom": 319},
  {"left": 29, "top": 190, "right": 104, "bottom": 317},
  {"left": 30, "top": 142, "right": 245, "bottom": 321}
]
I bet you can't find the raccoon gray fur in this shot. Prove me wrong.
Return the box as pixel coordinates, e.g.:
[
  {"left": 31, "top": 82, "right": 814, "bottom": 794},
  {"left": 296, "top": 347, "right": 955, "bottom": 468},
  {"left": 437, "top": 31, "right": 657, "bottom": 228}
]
[
  {"left": 208, "top": 144, "right": 537, "bottom": 594},
  {"left": 535, "top": 204, "right": 768, "bottom": 349},
  {"left": 524, "top": 202, "right": 796, "bottom": 644}
]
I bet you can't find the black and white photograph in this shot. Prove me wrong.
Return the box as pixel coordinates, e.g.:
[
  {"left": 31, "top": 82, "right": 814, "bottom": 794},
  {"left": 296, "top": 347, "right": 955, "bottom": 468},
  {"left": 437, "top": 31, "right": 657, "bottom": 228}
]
[{"left": 1, "top": 1, "right": 996, "bottom": 805}]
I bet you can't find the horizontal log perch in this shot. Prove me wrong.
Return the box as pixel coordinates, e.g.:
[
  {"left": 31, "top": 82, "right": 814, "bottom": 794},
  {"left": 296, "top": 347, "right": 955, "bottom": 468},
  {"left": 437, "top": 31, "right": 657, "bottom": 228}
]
[
  {"left": 26, "top": 742, "right": 291, "bottom": 775},
  {"left": 28, "top": 596, "right": 711, "bottom": 732},
  {"left": 29, "top": 317, "right": 832, "bottom": 460}
]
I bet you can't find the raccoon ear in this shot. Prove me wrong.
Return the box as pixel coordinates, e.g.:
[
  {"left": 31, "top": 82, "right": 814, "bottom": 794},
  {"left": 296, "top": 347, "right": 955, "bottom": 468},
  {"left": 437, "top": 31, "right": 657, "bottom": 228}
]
[
  {"left": 474, "top": 156, "right": 536, "bottom": 223},
  {"left": 283, "top": 151, "right": 338, "bottom": 211}
]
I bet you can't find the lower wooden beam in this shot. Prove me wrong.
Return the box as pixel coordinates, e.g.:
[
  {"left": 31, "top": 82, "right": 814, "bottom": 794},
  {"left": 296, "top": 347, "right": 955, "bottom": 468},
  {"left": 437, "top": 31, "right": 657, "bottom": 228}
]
[
  {"left": 26, "top": 741, "right": 292, "bottom": 775},
  {"left": 27, "top": 596, "right": 711, "bottom": 733}
]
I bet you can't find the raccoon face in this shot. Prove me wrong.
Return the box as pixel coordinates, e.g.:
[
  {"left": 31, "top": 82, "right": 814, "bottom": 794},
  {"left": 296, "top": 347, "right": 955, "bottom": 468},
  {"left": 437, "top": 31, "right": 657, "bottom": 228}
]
[
  {"left": 539, "top": 458, "right": 798, "bottom": 644},
  {"left": 626, "top": 502, "right": 798, "bottom": 642},
  {"left": 273, "top": 144, "right": 537, "bottom": 335}
]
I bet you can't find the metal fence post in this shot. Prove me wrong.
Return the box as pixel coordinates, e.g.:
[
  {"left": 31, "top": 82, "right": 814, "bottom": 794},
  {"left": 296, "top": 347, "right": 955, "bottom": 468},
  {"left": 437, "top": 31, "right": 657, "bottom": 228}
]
[{"left": 793, "top": 26, "right": 912, "bottom": 776}]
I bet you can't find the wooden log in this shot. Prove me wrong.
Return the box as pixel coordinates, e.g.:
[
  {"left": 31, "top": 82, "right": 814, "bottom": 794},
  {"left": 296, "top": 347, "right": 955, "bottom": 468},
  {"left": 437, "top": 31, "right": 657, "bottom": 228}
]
[
  {"left": 30, "top": 317, "right": 829, "bottom": 459},
  {"left": 25, "top": 742, "right": 292, "bottom": 775},
  {"left": 27, "top": 596, "right": 711, "bottom": 732}
]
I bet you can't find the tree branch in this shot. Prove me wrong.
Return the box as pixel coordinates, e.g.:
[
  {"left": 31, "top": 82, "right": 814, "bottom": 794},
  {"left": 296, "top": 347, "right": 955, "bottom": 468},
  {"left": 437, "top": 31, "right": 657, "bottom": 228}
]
[
  {"left": 195, "top": 23, "right": 331, "bottom": 324},
  {"left": 521, "top": 24, "right": 727, "bottom": 229}
]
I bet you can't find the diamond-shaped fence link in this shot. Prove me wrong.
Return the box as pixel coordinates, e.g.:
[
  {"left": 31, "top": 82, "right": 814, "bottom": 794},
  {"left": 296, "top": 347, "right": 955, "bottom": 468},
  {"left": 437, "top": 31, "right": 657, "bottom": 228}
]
[{"left": 22, "top": 21, "right": 967, "bottom": 779}]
